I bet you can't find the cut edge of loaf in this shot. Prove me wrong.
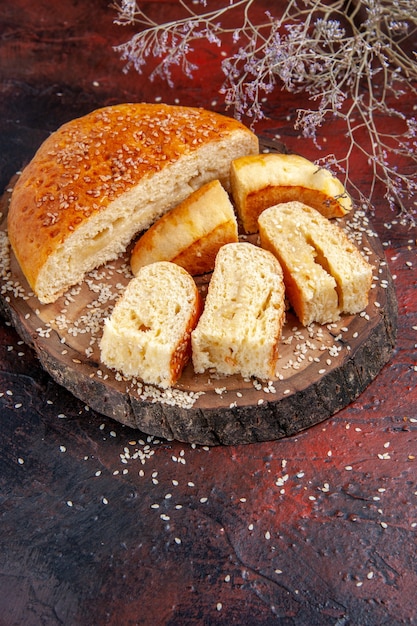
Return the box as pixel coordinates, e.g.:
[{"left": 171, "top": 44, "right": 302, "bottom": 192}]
[
  {"left": 8, "top": 103, "right": 258, "bottom": 304},
  {"left": 130, "top": 179, "right": 238, "bottom": 276},
  {"left": 258, "top": 201, "right": 373, "bottom": 326},
  {"left": 33, "top": 134, "right": 255, "bottom": 303},
  {"left": 191, "top": 242, "right": 285, "bottom": 380},
  {"left": 100, "top": 261, "right": 201, "bottom": 389}
]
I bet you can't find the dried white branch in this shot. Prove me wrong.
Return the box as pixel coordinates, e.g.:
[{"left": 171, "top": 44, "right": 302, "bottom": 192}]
[{"left": 113, "top": 0, "right": 417, "bottom": 223}]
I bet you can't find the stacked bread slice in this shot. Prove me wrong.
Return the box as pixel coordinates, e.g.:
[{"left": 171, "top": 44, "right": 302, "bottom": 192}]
[
  {"left": 258, "top": 202, "right": 374, "bottom": 326},
  {"left": 99, "top": 152, "right": 372, "bottom": 387}
]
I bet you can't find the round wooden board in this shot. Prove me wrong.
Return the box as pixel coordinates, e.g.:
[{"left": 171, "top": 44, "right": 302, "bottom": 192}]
[{"left": 0, "top": 147, "right": 397, "bottom": 446}]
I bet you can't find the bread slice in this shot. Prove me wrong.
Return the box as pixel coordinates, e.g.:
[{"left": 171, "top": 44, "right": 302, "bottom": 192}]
[
  {"left": 130, "top": 179, "right": 238, "bottom": 276},
  {"left": 100, "top": 262, "right": 201, "bottom": 388},
  {"left": 7, "top": 103, "right": 258, "bottom": 303},
  {"left": 191, "top": 242, "right": 285, "bottom": 380},
  {"left": 258, "top": 201, "right": 373, "bottom": 326},
  {"left": 231, "top": 153, "right": 352, "bottom": 233}
]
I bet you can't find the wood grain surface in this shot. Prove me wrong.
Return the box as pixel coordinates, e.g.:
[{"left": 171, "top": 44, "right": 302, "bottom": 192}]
[{"left": 0, "top": 1, "right": 416, "bottom": 624}]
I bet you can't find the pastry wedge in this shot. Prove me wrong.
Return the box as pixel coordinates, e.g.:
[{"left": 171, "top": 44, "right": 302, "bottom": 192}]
[
  {"left": 130, "top": 179, "right": 238, "bottom": 276},
  {"left": 231, "top": 153, "right": 352, "bottom": 233}
]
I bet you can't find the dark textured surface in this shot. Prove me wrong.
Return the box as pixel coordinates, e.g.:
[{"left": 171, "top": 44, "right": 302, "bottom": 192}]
[{"left": 1, "top": 1, "right": 417, "bottom": 624}]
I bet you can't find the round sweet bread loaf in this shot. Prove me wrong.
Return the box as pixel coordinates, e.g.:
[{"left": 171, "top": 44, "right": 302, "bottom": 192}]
[{"left": 7, "top": 102, "right": 258, "bottom": 303}]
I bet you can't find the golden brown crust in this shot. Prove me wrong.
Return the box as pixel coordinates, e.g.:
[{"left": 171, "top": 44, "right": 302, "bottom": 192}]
[
  {"left": 7, "top": 102, "right": 257, "bottom": 296},
  {"left": 231, "top": 153, "right": 352, "bottom": 233},
  {"left": 245, "top": 184, "right": 348, "bottom": 230},
  {"left": 169, "top": 285, "right": 202, "bottom": 385},
  {"left": 170, "top": 220, "right": 237, "bottom": 275}
]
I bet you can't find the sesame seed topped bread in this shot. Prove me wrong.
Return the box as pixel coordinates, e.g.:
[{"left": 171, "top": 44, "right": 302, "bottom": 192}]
[
  {"left": 258, "top": 201, "right": 373, "bottom": 326},
  {"left": 191, "top": 242, "right": 286, "bottom": 380},
  {"left": 7, "top": 102, "right": 259, "bottom": 304},
  {"left": 231, "top": 153, "right": 352, "bottom": 233},
  {"left": 130, "top": 179, "right": 238, "bottom": 277},
  {"left": 100, "top": 262, "right": 201, "bottom": 389}
]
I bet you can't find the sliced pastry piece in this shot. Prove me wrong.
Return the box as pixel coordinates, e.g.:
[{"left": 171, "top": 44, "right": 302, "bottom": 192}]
[
  {"left": 100, "top": 262, "right": 201, "bottom": 388},
  {"left": 191, "top": 242, "right": 285, "bottom": 380},
  {"left": 231, "top": 152, "right": 352, "bottom": 233},
  {"left": 8, "top": 102, "right": 258, "bottom": 303},
  {"left": 130, "top": 179, "right": 238, "bottom": 276},
  {"left": 258, "top": 201, "right": 373, "bottom": 326}
]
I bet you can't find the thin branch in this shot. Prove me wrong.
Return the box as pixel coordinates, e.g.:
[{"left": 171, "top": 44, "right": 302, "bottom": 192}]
[{"left": 113, "top": 0, "right": 417, "bottom": 224}]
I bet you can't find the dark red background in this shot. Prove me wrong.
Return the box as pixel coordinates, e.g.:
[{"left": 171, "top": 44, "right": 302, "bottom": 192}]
[{"left": 1, "top": 2, "right": 416, "bottom": 624}]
